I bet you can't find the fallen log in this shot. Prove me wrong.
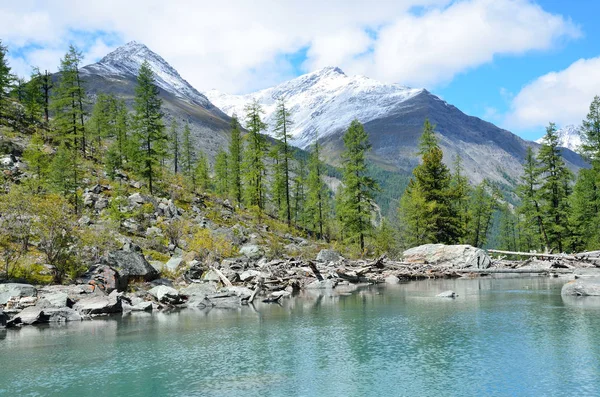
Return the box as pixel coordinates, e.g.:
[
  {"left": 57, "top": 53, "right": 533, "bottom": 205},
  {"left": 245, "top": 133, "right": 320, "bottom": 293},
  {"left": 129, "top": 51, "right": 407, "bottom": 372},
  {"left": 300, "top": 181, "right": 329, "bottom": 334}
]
[
  {"left": 487, "top": 249, "right": 577, "bottom": 261},
  {"left": 455, "top": 268, "right": 573, "bottom": 274},
  {"left": 308, "top": 261, "right": 324, "bottom": 281},
  {"left": 210, "top": 266, "right": 233, "bottom": 287}
]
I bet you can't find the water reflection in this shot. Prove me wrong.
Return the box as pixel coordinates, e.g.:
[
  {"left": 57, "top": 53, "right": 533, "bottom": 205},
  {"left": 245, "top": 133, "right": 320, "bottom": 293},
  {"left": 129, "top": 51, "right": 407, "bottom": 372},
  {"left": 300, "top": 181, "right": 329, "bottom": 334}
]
[{"left": 1, "top": 277, "right": 599, "bottom": 397}]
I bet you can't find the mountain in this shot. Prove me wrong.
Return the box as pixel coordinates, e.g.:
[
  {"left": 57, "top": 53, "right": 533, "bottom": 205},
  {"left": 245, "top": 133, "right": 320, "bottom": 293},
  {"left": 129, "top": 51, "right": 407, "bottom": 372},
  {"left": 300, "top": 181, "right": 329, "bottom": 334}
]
[
  {"left": 207, "top": 68, "right": 587, "bottom": 186},
  {"left": 81, "top": 41, "right": 231, "bottom": 158},
  {"left": 536, "top": 125, "right": 582, "bottom": 152}
]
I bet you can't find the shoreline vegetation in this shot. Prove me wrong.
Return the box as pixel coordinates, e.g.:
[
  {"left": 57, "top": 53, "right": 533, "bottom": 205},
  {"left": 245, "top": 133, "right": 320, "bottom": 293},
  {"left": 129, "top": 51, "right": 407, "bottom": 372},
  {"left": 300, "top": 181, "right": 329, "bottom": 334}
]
[{"left": 2, "top": 42, "right": 600, "bottom": 329}]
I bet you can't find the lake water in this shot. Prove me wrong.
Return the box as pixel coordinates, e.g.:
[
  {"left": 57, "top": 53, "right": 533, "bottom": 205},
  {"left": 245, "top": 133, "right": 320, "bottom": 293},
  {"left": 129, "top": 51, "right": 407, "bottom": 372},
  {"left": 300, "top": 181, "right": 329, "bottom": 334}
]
[{"left": 1, "top": 277, "right": 600, "bottom": 396}]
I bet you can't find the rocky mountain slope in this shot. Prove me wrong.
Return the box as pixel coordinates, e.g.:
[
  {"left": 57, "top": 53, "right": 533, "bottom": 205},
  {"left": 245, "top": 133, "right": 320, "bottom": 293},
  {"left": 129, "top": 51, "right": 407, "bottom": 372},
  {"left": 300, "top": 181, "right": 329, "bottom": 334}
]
[
  {"left": 80, "top": 42, "right": 232, "bottom": 159},
  {"left": 536, "top": 125, "right": 583, "bottom": 152},
  {"left": 207, "top": 68, "right": 587, "bottom": 185}
]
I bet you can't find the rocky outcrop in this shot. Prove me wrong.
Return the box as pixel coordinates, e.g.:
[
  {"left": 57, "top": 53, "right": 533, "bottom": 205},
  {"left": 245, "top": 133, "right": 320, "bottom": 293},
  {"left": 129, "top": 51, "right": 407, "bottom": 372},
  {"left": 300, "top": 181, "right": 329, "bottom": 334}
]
[
  {"left": 561, "top": 279, "right": 600, "bottom": 296},
  {"left": 6, "top": 306, "right": 49, "bottom": 326},
  {"left": 316, "top": 249, "right": 342, "bottom": 263},
  {"left": 102, "top": 249, "right": 159, "bottom": 282},
  {"left": 148, "top": 286, "right": 184, "bottom": 304},
  {"left": 403, "top": 244, "right": 491, "bottom": 269},
  {"left": 0, "top": 283, "right": 37, "bottom": 305}
]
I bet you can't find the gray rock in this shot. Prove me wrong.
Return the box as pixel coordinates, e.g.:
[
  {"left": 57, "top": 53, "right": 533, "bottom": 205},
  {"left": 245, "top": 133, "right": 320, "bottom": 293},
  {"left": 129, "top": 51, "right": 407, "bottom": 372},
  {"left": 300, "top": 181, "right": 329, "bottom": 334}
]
[
  {"left": 131, "top": 301, "right": 153, "bottom": 312},
  {"left": 403, "top": 244, "right": 491, "bottom": 269},
  {"left": 316, "top": 249, "right": 342, "bottom": 263},
  {"left": 306, "top": 279, "right": 337, "bottom": 289},
  {"left": 239, "top": 269, "right": 261, "bottom": 282},
  {"left": 128, "top": 192, "right": 146, "bottom": 206},
  {"left": 202, "top": 269, "right": 222, "bottom": 282},
  {"left": 437, "top": 290, "right": 458, "bottom": 298},
  {"left": 148, "top": 285, "right": 183, "bottom": 304},
  {"left": 44, "top": 307, "right": 82, "bottom": 322},
  {"left": 207, "top": 293, "right": 241, "bottom": 308},
  {"left": 94, "top": 197, "right": 109, "bottom": 211},
  {"left": 103, "top": 250, "right": 159, "bottom": 282},
  {"left": 37, "top": 292, "right": 73, "bottom": 309},
  {"left": 574, "top": 268, "right": 600, "bottom": 278},
  {"left": 240, "top": 244, "right": 264, "bottom": 259},
  {"left": 73, "top": 293, "right": 123, "bottom": 315},
  {"left": 183, "top": 262, "right": 206, "bottom": 282},
  {"left": 384, "top": 275, "right": 400, "bottom": 285},
  {"left": 79, "top": 265, "right": 127, "bottom": 293},
  {"left": 561, "top": 279, "right": 600, "bottom": 296},
  {"left": 0, "top": 283, "right": 37, "bottom": 305},
  {"left": 179, "top": 283, "right": 217, "bottom": 297},
  {"left": 164, "top": 257, "right": 184, "bottom": 272},
  {"left": 145, "top": 226, "right": 163, "bottom": 238},
  {"left": 222, "top": 286, "right": 253, "bottom": 299},
  {"left": 7, "top": 306, "right": 49, "bottom": 326}
]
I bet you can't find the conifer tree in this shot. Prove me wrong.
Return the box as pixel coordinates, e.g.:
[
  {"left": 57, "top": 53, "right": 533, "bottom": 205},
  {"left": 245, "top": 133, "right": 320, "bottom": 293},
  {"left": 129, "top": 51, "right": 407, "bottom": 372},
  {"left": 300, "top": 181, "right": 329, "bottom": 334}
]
[
  {"left": 24, "top": 69, "right": 43, "bottom": 123},
  {"left": 133, "top": 60, "right": 166, "bottom": 195},
  {"left": 22, "top": 133, "right": 49, "bottom": 192},
  {"left": 242, "top": 100, "right": 267, "bottom": 210},
  {"left": 169, "top": 119, "right": 180, "bottom": 174},
  {"left": 537, "top": 123, "right": 572, "bottom": 253},
  {"left": 466, "top": 180, "right": 498, "bottom": 248},
  {"left": 339, "top": 119, "right": 378, "bottom": 251},
  {"left": 399, "top": 119, "right": 461, "bottom": 245},
  {"left": 581, "top": 96, "right": 600, "bottom": 163},
  {"left": 214, "top": 149, "right": 229, "bottom": 197},
  {"left": 273, "top": 97, "right": 293, "bottom": 225},
  {"left": 228, "top": 115, "right": 243, "bottom": 204},
  {"left": 194, "top": 152, "right": 210, "bottom": 192},
  {"left": 293, "top": 158, "right": 307, "bottom": 226},
  {"left": 516, "top": 147, "right": 547, "bottom": 251},
  {"left": 451, "top": 155, "right": 470, "bottom": 241},
  {"left": 180, "top": 122, "right": 195, "bottom": 187},
  {"left": 0, "top": 40, "right": 14, "bottom": 122},
  {"left": 306, "top": 141, "right": 329, "bottom": 239},
  {"left": 41, "top": 69, "right": 52, "bottom": 124},
  {"left": 48, "top": 143, "right": 81, "bottom": 211},
  {"left": 52, "top": 46, "right": 87, "bottom": 152},
  {"left": 269, "top": 145, "right": 286, "bottom": 217}
]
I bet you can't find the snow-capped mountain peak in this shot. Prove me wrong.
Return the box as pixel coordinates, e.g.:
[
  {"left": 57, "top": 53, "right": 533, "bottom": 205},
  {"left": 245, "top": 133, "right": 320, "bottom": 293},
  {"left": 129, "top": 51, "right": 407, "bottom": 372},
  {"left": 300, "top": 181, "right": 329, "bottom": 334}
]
[
  {"left": 205, "top": 67, "right": 424, "bottom": 148},
  {"left": 83, "top": 41, "right": 209, "bottom": 107},
  {"left": 536, "top": 125, "right": 582, "bottom": 152}
]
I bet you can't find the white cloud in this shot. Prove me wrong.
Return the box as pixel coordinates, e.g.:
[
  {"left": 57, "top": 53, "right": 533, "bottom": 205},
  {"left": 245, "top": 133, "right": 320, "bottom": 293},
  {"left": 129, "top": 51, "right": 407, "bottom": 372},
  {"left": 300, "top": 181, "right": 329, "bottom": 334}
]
[
  {"left": 505, "top": 57, "right": 600, "bottom": 130},
  {"left": 0, "top": 0, "right": 580, "bottom": 94}
]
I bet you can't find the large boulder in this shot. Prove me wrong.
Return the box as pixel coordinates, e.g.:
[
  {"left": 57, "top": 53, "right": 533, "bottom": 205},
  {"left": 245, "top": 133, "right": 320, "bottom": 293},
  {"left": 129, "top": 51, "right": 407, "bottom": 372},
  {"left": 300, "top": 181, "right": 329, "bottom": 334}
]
[
  {"left": 402, "top": 244, "right": 491, "bottom": 269},
  {"left": 239, "top": 244, "right": 264, "bottom": 259},
  {"left": 561, "top": 279, "right": 600, "bottom": 296},
  {"left": 36, "top": 292, "right": 74, "bottom": 309},
  {"left": 44, "top": 307, "right": 82, "bottom": 322},
  {"left": 102, "top": 250, "right": 159, "bottom": 282},
  {"left": 7, "top": 306, "right": 49, "bottom": 326},
  {"left": 0, "top": 283, "right": 37, "bottom": 305},
  {"left": 164, "top": 257, "right": 184, "bottom": 272},
  {"left": 79, "top": 265, "right": 127, "bottom": 293},
  {"left": 73, "top": 291, "right": 123, "bottom": 315},
  {"left": 316, "top": 249, "right": 343, "bottom": 263}
]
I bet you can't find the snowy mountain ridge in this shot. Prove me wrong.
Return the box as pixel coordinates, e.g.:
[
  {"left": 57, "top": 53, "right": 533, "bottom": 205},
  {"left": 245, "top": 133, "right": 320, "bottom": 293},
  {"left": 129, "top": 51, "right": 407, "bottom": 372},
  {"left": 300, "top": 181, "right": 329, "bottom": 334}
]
[
  {"left": 536, "top": 125, "right": 583, "bottom": 152},
  {"left": 205, "top": 67, "right": 424, "bottom": 148},
  {"left": 83, "top": 41, "right": 210, "bottom": 108}
]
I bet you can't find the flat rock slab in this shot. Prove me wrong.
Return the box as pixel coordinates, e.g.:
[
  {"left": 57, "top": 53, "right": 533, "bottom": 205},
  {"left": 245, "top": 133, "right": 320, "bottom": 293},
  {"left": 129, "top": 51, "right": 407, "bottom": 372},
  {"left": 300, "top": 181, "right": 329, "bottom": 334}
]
[
  {"left": 148, "top": 285, "right": 183, "bottom": 303},
  {"left": 37, "top": 292, "right": 74, "bottom": 309},
  {"left": 561, "top": 279, "right": 600, "bottom": 296},
  {"left": 403, "top": 244, "right": 491, "bottom": 269},
  {"left": 7, "top": 306, "right": 49, "bottom": 326},
  {"left": 73, "top": 294, "right": 122, "bottom": 315},
  {"left": 0, "top": 283, "right": 37, "bottom": 305},
  {"left": 306, "top": 279, "right": 337, "bottom": 289},
  {"left": 44, "top": 307, "right": 82, "bottom": 322}
]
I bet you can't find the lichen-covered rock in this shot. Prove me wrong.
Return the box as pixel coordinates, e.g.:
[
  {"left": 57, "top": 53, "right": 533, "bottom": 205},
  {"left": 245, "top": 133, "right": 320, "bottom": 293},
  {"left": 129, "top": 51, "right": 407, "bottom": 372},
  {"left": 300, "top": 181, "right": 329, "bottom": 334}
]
[
  {"left": 103, "top": 250, "right": 159, "bottom": 282},
  {"left": 561, "top": 279, "right": 600, "bottom": 296},
  {"left": 402, "top": 244, "right": 491, "bottom": 269},
  {"left": 240, "top": 244, "right": 264, "bottom": 259},
  {"left": 79, "top": 265, "right": 127, "bottom": 293}
]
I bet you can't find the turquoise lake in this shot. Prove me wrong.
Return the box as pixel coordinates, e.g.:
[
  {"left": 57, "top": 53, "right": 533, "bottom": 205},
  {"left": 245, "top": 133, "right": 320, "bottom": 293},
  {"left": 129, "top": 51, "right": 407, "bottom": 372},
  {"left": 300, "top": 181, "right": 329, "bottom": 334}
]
[{"left": 1, "top": 277, "right": 599, "bottom": 396}]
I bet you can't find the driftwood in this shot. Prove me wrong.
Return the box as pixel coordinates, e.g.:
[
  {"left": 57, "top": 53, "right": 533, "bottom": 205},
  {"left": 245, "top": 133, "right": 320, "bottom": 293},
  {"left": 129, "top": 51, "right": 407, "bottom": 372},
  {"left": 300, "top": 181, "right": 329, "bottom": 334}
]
[
  {"left": 456, "top": 268, "right": 573, "bottom": 274},
  {"left": 487, "top": 249, "right": 578, "bottom": 261},
  {"left": 308, "top": 261, "right": 324, "bottom": 281},
  {"left": 210, "top": 266, "right": 233, "bottom": 287},
  {"left": 248, "top": 278, "right": 264, "bottom": 304},
  {"left": 262, "top": 295, "right": 283, "bottom": 304}
]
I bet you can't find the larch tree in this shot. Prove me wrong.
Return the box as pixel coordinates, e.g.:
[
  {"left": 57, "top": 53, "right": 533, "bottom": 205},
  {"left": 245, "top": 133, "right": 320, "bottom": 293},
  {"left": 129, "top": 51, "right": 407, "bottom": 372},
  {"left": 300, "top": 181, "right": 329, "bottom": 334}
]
[
  {"left": 228, "top": 115, "right": 243, "bottom": 204},
  {"left": 194, "top": 151, "right": 210, "bottom": 192},
  {"left": 305, "top": 140, "right": 329, "bottom": 239},
  {"left": 133, "top": 60, "right": 166, "bottom": 195},
  {"left": 169, "top": 119, "right": 180, "bottom": 174},
  {"left": 273, "top": 97, "right": 294, "bottom": 225},
  {"left": 242, "top": 100, "right": 267, "bottom": 210},
  {"left": 180, "top": 122, "right": 196, "bottom": 188},
  {"left": 0, "top": 40, "right": 14, "bottom": 122},
  {"left": 214, "top": 149, "right": 229, "bottom": 197},
  {"left": 537, "top": 123, "right": 572, "bottom": 253},
  {"left": 339, "top": 119, "right": 378, "bottom": 252}
]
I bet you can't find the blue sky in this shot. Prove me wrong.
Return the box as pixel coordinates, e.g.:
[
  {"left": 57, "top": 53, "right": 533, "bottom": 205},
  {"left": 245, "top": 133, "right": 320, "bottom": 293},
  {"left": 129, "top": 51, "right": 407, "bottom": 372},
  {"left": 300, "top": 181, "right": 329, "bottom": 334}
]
[{"left": 1, "top": 0, "right": 598, "bottom": 141}]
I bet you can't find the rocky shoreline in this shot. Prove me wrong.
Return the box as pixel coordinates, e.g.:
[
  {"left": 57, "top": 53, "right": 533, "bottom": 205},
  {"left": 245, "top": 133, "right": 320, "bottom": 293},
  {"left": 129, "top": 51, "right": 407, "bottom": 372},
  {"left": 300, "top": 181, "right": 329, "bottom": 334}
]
[{"left": 2, "top": 243, "right": 599, "bottom": 329}]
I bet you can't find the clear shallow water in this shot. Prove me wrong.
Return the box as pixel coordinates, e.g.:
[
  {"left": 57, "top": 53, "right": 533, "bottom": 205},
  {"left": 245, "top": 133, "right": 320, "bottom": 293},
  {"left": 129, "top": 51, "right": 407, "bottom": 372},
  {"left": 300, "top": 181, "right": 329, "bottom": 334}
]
[{"left": 1, "top": 277, "right": 600, "bottom": 397}]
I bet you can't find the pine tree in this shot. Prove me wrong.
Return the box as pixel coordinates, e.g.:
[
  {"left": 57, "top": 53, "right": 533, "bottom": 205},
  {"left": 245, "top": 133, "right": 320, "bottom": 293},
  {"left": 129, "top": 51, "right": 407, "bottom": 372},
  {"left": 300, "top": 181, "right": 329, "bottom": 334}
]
[
  {"left": 169, "top": 119, "right": 180, "bottom": 174},
  {"left": 214, "top": 149, "right": 229, "bottom": 196},
  {"left": 194, "top": 152, "right": 210, "bottom": 192},
  {"left": 581, "top": 96, "right": 600, "bottom": 163},
  {"left": 273, "top": 97, "right": 293, "bottom": 225},
  {"left": 52, "top": 46, "right": 87, "bottom": 152},
  {"left": 466, "top": 180, "right": 498, "bottom": 248},
  {"left": 242, "top": 100, "right": 267, "bottom": 210},
  {"left": 24, "top": 68, "right": 43, "bottom": 123},
  {"left": 179, "top": 122, "right": 195, "bottom": 187},
  {"left": 41, "top": 69, "right": 52, "bottom": 124},
  {"left": 516, "top": 147, "right": 547, "bottom": 252},
  {"left": 0, "top": 40, "right": 14, "bottom": 122},
  {"left": 339, "top": 119, "right": 378, "bottom": 251},
  {"left": 306, "top": 141, "right": 329, "bottom": 239},
  {"left": 451, "top": 155, "right": 470, "bottom": 241},
  {"left": 133, "top": 60, "right": 166, "bottom": 195},
  {"left": 228, "top": 115, "right": 243, "bottom": 204},
  {"left": 537, "top": 123, "right": 573, "bottom": 253}
]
